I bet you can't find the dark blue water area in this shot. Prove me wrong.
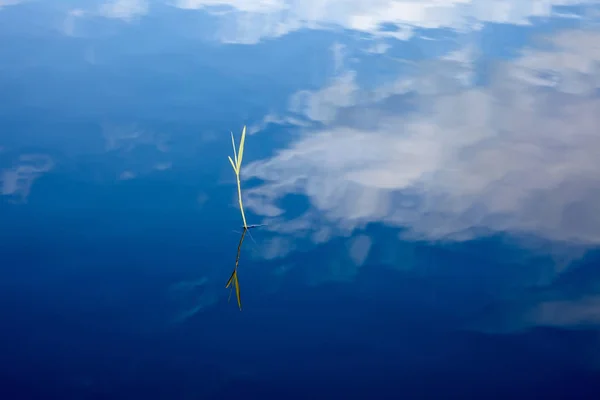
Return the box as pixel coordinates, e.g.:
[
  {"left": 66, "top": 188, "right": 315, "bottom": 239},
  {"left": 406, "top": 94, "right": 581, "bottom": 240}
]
[{"left": 1, "top": 168, "right": 600, "bottom": 398}]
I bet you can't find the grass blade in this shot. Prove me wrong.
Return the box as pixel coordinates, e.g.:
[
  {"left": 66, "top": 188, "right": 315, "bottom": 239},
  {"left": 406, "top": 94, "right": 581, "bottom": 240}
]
[
  {"left": 230, "top": 131, "right": 238, "bottom": 166},
  {"left": 225, "top": 270, "right": 241, "bottom": 310},
  {"left": 236, "top": 125, "right": 246, "bottom": 171},
  {"left": 225, "top": 269, "right": 236, "bottom": 288},
  {"left": 234, "top": 273, "right": 241, "bottom": 310},
  {"left": 228, "top": 156, "right": 237, "bottom": 173}
]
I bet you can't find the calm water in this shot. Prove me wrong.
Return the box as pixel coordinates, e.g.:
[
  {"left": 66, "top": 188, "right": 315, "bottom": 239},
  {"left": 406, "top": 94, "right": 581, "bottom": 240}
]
[{"left": 1, "top": 1, "right": 600, "bottom": 399}]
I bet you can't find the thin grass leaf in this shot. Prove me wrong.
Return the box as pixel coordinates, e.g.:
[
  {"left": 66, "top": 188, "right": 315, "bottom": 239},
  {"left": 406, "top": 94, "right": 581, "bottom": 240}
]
[
  {"left": 226, "top": 269, "right": 235, "bottom": 288},
  {"left": 228, "top": 156, "right": 237, "bottom": 173},
  {"left": 236, "top": 125, "right": 246, "bottom": 171},
  {"left": 234, "top": 274, "right": 241, "bottom": 310},
  {"left": 230, "top": 131, "right": 238, "bottom": 166}
]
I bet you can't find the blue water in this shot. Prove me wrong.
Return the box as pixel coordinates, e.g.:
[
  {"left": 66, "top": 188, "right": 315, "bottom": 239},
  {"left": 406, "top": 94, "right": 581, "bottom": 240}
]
[{"left": 2, "top": 1, "right": 600, "bottom": 399}]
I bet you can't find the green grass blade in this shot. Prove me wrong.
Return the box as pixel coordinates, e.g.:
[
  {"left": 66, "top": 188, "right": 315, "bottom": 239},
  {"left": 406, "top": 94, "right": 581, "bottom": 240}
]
[
  {"left": 225, "top": 269, "right": 236, "bottom": 288},
  {"left": 234, "top": 273, "right": 241, "bottom": 310},
  {"left": 230, "top": 131, "right": 238, "bottom": 166},
  {"left": 236, "top": 125, "right": 246, "bottom": 171},
  {"left": 228, "top": 156, "right": 237, "bottom": 173}
]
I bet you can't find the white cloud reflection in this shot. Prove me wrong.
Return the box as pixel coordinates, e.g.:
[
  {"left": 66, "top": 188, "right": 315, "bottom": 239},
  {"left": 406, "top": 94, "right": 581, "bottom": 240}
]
[
  {"left": 469, "top": 281, "right": 600, "bottom": 333},
  {"left": 0, "top": 0, "right": 25, "bottom": 9},
  {"left": 68, "top": 0, "right": 598, "bottom": 45},
  {"left": 99, "top": 0, "right": 148, "bottom": 21},
  {"left": 0, "top": 154, "right": 54, "bottom": 201},
  {"left": 172, "top": 0, "right": 597, "bottom": 43},
  {"left": 244, "top": 27, "right": 600, "bottom": 247},
  {"left": 1, "top": 155, "right": 54, "bottom": 201}
]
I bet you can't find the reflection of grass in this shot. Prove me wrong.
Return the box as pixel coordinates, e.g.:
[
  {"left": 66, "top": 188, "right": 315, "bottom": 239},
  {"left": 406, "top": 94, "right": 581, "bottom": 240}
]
[{"left": 226, "top": 228, "right": 246, "bottom": 310}]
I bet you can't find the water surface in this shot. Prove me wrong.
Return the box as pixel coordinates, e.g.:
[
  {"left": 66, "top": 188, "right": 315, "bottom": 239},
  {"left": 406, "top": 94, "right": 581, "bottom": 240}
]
[{"left": 1, "top": 1, "right": 600, "bottom": 398}]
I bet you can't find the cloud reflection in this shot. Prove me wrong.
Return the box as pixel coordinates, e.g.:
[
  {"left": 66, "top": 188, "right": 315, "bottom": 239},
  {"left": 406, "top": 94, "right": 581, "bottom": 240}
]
[
  {"left": 1, "top": 154, "right": 54, "bottom": 201},
  {"left": 244, "top": 27, "right": 600, "bottom": 247},
  {"left": 470, "top": 254, "right": 600, "bottom": 333},
  {"left": 173, "top": 0, "right": 598, "bottom": 43},
  {"left": 99, "top": 0, "right": 148, "bottom": 21},
  {"left": 0, "top": 0, "right": 24, "bottom": 9}
]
